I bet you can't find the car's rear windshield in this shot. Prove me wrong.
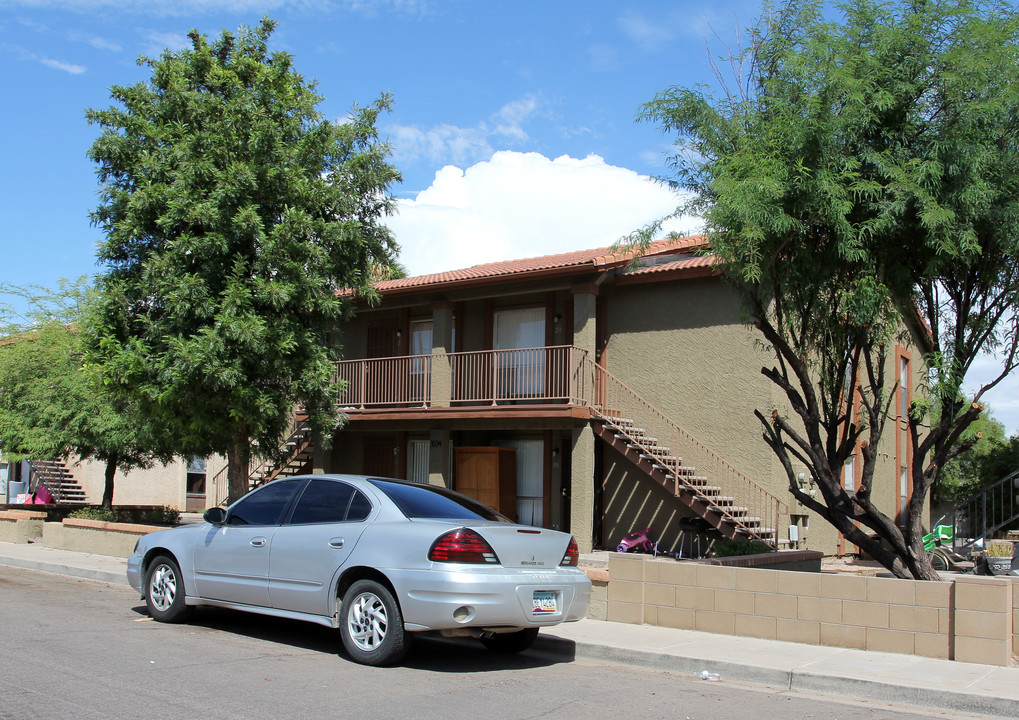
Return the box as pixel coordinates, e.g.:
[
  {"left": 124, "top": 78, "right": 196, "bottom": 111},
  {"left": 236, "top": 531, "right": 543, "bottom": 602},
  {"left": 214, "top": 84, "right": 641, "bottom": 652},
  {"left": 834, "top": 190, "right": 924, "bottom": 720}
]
[{"left": 367, "top": 478, "right": 510, "bottom": 522}]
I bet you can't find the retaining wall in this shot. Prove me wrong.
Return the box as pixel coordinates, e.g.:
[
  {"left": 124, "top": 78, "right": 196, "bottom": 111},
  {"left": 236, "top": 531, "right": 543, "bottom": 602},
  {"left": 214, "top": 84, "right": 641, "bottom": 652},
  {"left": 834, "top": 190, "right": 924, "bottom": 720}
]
[
  {"left": 0, "top": 510, "right": 46, "bottom": 543},
  {"left": 43, "top": 518, "right": 164, "bottom": 557},
  {"left": 608, "top": 554, "right": 1018, "bottom": 666}
]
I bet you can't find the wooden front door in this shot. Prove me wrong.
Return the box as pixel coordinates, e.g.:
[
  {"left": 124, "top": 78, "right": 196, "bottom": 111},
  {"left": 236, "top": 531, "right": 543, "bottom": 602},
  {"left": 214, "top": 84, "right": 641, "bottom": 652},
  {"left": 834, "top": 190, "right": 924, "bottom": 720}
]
[
  {"left": 363, "top": 437, "right": 400, "bottom": 479},
  {"left": 454, "top": 446, "right": 517, "bottom": 522}
]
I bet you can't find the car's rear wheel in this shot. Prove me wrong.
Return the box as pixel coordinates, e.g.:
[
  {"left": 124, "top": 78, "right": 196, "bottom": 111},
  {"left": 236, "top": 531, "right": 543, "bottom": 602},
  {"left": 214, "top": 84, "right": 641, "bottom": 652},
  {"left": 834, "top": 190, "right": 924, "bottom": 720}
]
[
  {"left": 480, "top": 627, "right": 539, "bottom": 653},
  {"left": 144, "top": 554, "right": 192, "bottom": 623},
  {"left": 340, "top": 579, "right": 407, "bottom": 666}
]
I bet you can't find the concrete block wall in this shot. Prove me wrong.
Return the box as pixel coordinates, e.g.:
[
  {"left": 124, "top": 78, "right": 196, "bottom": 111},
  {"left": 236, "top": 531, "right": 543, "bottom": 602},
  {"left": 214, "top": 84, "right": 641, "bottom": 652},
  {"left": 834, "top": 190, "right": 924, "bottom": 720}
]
[
  {"left": 607, "top": 555, "right": 1017, "bottom": 666},
  {"left": 1014, "top": 582, "right": 1019, "bottom": 659}
]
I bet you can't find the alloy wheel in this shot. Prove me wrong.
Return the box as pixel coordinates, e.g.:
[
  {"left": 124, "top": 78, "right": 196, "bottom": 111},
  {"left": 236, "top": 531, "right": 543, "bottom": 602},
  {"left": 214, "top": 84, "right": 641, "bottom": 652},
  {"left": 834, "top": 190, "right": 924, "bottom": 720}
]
[{"left": 346, "top": 591, "right": 388, "bottom": 651}]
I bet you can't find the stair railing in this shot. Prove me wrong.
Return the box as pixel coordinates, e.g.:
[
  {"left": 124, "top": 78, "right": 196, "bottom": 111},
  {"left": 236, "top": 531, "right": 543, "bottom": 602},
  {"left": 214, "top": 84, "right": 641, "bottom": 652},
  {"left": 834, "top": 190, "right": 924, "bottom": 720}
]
[
  {"left": 950, "top": 468, "right": 1019, "bottom": 550},
  {"left": 208, "top": 413, "right": 313, "bottom": 506},
  {"left": 588, "top": 360, "right": 789, "bottom": 548}
]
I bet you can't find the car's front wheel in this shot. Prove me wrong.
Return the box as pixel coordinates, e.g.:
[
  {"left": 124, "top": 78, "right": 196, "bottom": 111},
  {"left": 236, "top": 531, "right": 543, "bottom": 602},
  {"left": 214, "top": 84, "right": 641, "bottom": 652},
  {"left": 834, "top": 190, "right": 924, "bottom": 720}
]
[
  {"left": 480, "top": 627, "right": 539, "bottom": 653},
  {"left": 144, "top": 554, "right": 192, "bottom": 623},
  {"left": 340, "top": 579, "right": 408, "bottom": 666}
]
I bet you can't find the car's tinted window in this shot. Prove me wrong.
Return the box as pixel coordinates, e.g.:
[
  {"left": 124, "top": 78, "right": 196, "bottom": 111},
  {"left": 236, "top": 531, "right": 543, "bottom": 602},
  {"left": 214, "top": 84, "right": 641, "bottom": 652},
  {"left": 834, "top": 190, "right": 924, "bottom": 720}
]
[
  {"left": 228, "top": 479, "right": 302, "bottom": 526},
  {"left": 368, "top": 478, "right": 509, "bottom": 522},
  {"left": 290, "top": 480, "right": 370, "bottom": 524},
  {"left": 347, "top": 490, "right": 372, "bottom": 521}
]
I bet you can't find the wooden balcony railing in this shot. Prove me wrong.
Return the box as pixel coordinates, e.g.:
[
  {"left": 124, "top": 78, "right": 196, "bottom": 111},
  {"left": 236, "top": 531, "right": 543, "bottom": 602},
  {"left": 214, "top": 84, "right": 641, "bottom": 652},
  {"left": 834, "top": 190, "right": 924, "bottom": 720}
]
[{"left": 335, "top": 345, "right": 591, "bottom": 409}]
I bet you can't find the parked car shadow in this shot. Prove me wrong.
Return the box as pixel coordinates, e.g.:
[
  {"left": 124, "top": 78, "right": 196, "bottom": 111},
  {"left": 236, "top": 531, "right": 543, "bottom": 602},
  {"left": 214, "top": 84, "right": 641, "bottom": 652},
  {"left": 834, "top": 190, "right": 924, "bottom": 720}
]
[
  {"left": 131, "top": 604, "right": 577, "bottom": 671},
  {"left": 400, "top": 634, "right": 576, "bottom": 673}
]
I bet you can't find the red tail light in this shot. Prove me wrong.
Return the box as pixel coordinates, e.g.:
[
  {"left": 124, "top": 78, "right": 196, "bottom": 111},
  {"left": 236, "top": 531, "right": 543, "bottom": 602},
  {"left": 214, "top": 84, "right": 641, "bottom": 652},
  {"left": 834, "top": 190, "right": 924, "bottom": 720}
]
[
  {"left": 560, "top": 537, "right": 580, "bottom": 566},
  {"left": 429, "top": 529, "right": 499, "bottom": 564}
]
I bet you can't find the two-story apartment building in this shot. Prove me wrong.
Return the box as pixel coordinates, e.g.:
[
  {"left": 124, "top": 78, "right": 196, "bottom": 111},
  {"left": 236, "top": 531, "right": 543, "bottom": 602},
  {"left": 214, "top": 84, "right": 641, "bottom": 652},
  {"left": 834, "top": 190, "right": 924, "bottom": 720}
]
[{"left": 305, "top": 235, "right": 927, "bottom": 556}]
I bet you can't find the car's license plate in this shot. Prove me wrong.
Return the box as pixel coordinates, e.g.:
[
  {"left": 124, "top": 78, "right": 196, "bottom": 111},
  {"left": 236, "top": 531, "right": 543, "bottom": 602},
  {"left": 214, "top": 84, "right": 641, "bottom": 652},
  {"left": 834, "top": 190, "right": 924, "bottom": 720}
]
[{"left": 532, "top": 590, "right": 558, "bottom": 615}]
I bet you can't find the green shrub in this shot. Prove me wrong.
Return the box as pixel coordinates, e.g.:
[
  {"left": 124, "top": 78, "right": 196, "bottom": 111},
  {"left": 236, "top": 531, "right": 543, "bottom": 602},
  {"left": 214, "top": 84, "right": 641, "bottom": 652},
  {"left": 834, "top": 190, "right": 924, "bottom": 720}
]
[
  {"left": 67, "top": 505, "right": 180, "bottom": 526},
  {"left": 143, "top": 505, "right": 180, "bottom": 526},
  {"left": 68, "top": 506, "right": 120, "bottom": 523},
  {"left": 711, "top": 538, "right": 772, "bottom": 557}
]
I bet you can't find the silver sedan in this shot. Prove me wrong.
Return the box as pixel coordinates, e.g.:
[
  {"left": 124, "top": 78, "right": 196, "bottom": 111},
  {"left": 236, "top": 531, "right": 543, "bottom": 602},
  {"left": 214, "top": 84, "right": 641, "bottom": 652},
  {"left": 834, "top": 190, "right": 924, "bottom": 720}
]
[{"left": 127, "top": 474, "right": 591, "bottom": 665}]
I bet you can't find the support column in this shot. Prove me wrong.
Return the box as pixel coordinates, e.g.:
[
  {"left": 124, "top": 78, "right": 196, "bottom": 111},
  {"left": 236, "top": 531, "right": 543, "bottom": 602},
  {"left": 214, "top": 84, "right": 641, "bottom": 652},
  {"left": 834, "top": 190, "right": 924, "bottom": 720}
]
[
  {"left": 569, "top": 283, "right": 599, "bottom": 553},
  {"left": 428, "top": 429, "right": 450, "bottom": 487},
  {"left": 570, "top": 426, "right": 596, "bottom": 553},
  {"left": 431, "top": 300, "right": 453, "bottom": 407},
  {"left": 571, "top": 283, "right": 598, "bottom": 358}
]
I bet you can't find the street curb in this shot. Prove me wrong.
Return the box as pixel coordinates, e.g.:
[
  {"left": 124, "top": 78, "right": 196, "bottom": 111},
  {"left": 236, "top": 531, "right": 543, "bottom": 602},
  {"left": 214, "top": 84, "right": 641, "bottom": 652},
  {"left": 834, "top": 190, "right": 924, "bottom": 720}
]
[
  {"left": 0, "top": 556, "right": 127, "bottom": 587},
  {"left": 533, "top": 634, "right": 1019, "bottom": 718},
  {"left": 791, "top": 671, "right": 1018, "bottom": 718}
]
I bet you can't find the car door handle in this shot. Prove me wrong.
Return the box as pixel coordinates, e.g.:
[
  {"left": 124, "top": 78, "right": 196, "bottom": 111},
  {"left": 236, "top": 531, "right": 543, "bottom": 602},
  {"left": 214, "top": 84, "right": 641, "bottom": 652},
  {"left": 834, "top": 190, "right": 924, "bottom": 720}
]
[
  {"left": 250, "top": 537, "right": 267, "bottom": 548},
  {"left": 328, "top": 538, "right": 345, "bottom": 549}
]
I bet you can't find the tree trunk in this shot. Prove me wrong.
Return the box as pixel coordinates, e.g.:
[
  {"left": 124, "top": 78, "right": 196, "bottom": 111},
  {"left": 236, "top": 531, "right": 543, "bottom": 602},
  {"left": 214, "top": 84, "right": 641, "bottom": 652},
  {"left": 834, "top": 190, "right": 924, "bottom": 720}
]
[
  {"left": 101, "top": 452, "right": 118, "bottom": 508},
  {"left": 226, "top": 431, "right": 251, "bottom": 505}
]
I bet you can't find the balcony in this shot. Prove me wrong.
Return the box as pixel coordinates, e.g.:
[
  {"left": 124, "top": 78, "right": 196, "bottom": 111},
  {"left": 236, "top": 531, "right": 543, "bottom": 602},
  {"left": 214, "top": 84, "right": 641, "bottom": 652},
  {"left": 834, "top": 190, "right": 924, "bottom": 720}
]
[{"left": 335, "top": 345, "right": 593, "bottom": 420}]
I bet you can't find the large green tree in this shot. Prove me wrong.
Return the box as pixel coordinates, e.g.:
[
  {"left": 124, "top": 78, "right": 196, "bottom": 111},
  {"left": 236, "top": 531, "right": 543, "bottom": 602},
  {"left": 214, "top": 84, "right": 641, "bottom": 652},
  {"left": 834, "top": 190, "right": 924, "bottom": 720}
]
[
  {"left": 0, "top": 280, "right": 169, "bottom": 506},
  {"left": 86, "top": 18, "right": 401, "bottom": 504},
  {"left": 637, "top": 0, "right": 1019, "bottom": 578}
]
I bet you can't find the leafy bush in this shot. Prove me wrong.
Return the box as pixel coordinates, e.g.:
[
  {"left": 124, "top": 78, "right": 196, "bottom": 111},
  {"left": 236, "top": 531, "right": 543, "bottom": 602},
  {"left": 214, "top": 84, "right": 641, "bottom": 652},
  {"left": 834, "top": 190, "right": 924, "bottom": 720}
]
[
  {"left": 711, "top": 538, "right": 772, "bottom": 557},
  {"left": 68, "top": 506, "right": 120, "bottom": 523},
  {"left": 67, "top": 505, "right": 180, "bottom": 526},
  {"left": 141, "top": 505, "right": 180, "bottom": 526}
]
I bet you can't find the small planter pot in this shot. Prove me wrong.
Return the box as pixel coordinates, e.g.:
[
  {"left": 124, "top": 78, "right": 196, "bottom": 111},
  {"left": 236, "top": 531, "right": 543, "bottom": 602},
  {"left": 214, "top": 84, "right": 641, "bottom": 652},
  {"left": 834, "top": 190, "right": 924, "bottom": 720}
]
[{"left": 986, "top": 556, "right": 1013, "bottom": 576}]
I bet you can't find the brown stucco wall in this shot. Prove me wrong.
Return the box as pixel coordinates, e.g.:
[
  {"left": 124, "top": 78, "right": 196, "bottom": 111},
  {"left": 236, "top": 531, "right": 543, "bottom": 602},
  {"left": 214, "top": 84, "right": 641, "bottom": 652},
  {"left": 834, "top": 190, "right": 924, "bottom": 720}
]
[
  {"left": 601, "top": 277, "right": 928, "bottom": 556},
  {"left": 600, "top": 279, "right": 801, "bottom": 548}
]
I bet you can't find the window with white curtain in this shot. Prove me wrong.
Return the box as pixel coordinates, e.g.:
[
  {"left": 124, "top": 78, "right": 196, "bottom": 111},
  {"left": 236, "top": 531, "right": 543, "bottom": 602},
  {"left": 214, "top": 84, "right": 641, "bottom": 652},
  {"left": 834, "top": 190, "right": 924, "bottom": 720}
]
[
  {"left": 408, "top": 320, "right": 433, "bottom": 403},
  {"left": 495, "top": 437, "right": 543, "bottom": 526},
  {"left": 494, "top": 307, "right": 545, "bottom": 398}
]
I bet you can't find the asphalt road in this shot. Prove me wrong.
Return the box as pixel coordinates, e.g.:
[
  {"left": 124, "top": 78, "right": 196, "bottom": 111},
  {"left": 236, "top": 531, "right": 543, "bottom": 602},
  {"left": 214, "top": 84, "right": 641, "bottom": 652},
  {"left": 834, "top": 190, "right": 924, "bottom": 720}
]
[{"left": 0, "top": 567, "right": 993, "bottom": 720}]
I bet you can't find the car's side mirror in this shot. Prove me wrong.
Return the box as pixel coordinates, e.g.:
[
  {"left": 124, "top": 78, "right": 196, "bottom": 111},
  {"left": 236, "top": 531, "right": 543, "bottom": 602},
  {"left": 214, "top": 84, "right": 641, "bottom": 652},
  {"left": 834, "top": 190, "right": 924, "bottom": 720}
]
[{"left": 203, "top": 507, "right": 227, "bottom": 526}]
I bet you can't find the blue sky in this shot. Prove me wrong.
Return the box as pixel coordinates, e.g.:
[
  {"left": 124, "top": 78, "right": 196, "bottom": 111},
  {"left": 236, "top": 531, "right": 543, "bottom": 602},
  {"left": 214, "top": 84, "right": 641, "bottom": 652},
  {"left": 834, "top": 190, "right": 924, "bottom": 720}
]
[
  {"left": 2, "top": 0, "right": 1016, "bottom": 433},
  {"left": 2, "top": 0, "right": 750, "bottom": 284}
]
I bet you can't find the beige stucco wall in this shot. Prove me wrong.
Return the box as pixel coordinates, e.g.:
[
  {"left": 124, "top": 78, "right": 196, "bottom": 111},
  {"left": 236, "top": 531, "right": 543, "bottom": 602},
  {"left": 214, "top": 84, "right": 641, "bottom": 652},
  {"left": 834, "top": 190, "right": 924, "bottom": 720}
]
[
  {"left": 603, "top": 278, "right": 779, "bottom": 481},
  {"left": 68, "top": 454, "right": 227, "bottom": 510}
]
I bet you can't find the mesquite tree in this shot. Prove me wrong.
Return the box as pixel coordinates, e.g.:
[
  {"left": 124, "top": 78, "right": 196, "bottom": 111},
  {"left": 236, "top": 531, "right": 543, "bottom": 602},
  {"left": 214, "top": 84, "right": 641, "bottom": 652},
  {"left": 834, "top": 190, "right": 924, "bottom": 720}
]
[{"left": 638, "top": 0, "right": 1019, "bottom": 578}]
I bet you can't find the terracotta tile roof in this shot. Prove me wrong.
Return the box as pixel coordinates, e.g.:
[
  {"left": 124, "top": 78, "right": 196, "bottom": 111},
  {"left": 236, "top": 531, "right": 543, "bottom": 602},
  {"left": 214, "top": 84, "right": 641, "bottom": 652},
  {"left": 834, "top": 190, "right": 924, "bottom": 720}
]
[
  {"left": 619, "top": 254, "right": 719, "bottom": 277},
  {"left": 343, "top": 235, "right": 708, "bottom": 297}
]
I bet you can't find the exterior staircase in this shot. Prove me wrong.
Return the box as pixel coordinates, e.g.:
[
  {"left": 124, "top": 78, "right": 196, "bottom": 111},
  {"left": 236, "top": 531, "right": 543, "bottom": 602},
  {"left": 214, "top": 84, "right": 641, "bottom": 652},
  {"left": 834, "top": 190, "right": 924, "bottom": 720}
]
[
  {"left": 247, "top": 413, "right": 314, "bottom": 491},
  {"left": 589, "top": 362, "right": 788, "bottom": 549},
  {"left": 31, "top": 459, "right": 87, "bottom": 504}
]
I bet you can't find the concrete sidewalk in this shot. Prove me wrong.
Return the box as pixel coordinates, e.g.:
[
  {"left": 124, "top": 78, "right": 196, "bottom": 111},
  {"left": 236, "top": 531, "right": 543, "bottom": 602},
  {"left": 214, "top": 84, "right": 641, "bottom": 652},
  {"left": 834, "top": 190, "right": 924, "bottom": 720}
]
[{"left": 1, "top": 540, "right": 1017, "bottom": 718}]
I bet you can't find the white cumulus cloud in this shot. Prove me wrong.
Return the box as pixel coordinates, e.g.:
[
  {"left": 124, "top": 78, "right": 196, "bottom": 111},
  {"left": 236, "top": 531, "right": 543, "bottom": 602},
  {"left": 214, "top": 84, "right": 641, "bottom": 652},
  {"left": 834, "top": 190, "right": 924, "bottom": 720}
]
[
  {"left": 389, "top": 94, "right": 544, "bottom": 170},
  {"left": 388, "top": 150, "right": 700, "bottom": 278}
]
